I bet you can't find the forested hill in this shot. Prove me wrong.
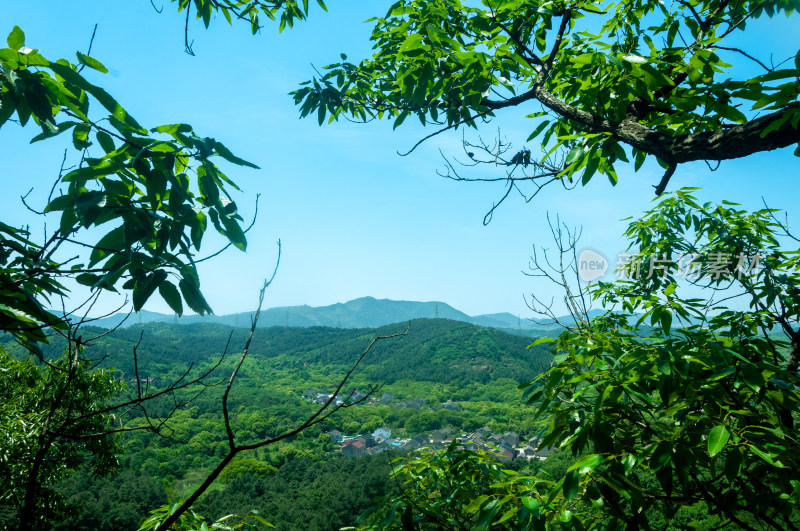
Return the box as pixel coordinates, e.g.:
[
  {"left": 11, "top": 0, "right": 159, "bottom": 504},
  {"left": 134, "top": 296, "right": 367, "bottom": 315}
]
[
  {"left": 84, "top": 296, "right": 561, "bottom": 334},
  {"left": 16, "top": 318, "right": 552, "bottom": 386}
]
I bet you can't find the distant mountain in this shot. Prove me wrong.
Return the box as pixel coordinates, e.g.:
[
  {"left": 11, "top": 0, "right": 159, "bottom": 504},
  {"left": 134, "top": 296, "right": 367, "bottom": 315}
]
[{"left": 86, "top": 296, "right": 566, "bottom": 335}]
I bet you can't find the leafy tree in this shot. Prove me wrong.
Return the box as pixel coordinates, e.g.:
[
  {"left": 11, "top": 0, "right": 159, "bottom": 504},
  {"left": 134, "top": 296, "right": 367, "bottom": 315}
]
[
  {"left": 0, "top": 3, "right": 317, "bottom": 526},
  {"left": 0, "top": 26, "right": 256, "bottom": 351},
  {"left": 290, "top": 5, "right": 800, "bottom": 527},
  {"left": 293, "top": 0, "right": 800, "bottom": 205},
  {"left": 361, "top": 443, "right": 556, "bottom": 530},
  {"left": 0, "top": 347, "right": 122, "bottom": 529},
  {"left": 367, "top": 191, "right": 800, "bottom": 529},
  {"left": 522, "top": 190, "right": 800, "bottom": 530}
]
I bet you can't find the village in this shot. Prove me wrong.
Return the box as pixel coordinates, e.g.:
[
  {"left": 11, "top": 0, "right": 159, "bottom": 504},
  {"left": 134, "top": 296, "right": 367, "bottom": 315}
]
[{"left": 302, "top": 389, "right": 553, "bottom": 462}]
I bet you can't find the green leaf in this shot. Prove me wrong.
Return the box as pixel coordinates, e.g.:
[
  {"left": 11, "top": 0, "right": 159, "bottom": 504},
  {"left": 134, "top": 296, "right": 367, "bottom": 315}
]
[
  {"left": 582, "top": 155, "right": 598, "bottom": 185},
  {"left": 159, "top": 281, "right": 184, "bottom": 315},
  {"left": 221, "top": 211, "right": 247, "bottom": 251},
  {"left": 48, "top": 62, "right": 144, "bottom": 132},
  {"left": 660, "top": 310, "right": 672, "bottom": 335},
  {"left": 198, "top": 167, "right": 219, "bottom": 205},
  {"left": 529, "top": 337, "right": 554, "bottom": 346},
  {"left": 622, "top": 454, "right": 637, "bottom": 475},
  {"left": 133, "top": 270, "right": 167, "bottom": 311},
  {"left": 214, "top": 141, "right": 260, "bottom": 169},
  {"left": 563, "top": 470, "right": 579, "bottom": 499},
  {"left": 521, "top": 496, "right": 539, "bottom": 515},
  {"left": 393, "top": 110, "right": 409, "bottom": 129},
  {"left": 96, "top": 131, "right": 115, "bottom": 153},
  {"left": 76, "top": 52, "right": 108, "bottom": 73},
  {"left": 72, "top": 123, "right": 92, "bottom": 150},
  {"left": 569, "top": 454, "right": 604, "bottom": 474},
  {"left": 527, "top": 120, "right": 550, "bottom": 142},
  {"left": 7, "top": 26, "right": 25, "bottom": 50},
  {"left": 708, "top": 424, "right": 730, "bottom": 457},
  {"left": 179, "top": 278, "right": 212, "bottom": 314},
  {"left": 88, "top": 225, "right": 124, "bottom": 267},
  {"left": 741, "top": 364, "right": 765, "bottom": 393},
  {"left": 44, "top": 195, "right": 74, "bottom": 213},
  {"left": 650, "top": 441, "right": 672, "bottom": 471},
  {"left": 465, "top": 494, "right": 489, "bottom": 513},
  {"left": 725, "top": 448, "right": 743, "bottom": 482},
  {"left": 398, "top": 34, "right": 425, "bottom": 54},
  {"left": 565, "top": 144, "right": 585, "bottom": 166}
]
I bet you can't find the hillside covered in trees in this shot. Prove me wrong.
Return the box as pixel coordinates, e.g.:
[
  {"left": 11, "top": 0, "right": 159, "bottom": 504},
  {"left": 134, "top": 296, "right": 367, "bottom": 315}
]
[{"left": 1, "top": 319, "right": 551, "bottom": 529}]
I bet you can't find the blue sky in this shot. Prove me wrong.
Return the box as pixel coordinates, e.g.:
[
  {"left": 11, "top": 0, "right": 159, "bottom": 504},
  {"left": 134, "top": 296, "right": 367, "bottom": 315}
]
[{"left": 3, "top": 1, "right": 799, "bottom": 319}]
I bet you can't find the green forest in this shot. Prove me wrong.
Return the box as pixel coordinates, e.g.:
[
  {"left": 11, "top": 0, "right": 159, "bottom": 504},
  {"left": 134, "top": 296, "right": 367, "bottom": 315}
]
[{"left": 2, "top": 318, "right": 553, "bottom": 529}]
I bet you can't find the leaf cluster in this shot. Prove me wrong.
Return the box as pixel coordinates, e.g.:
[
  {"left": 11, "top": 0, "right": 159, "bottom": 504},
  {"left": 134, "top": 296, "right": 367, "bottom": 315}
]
[{"left": 1, "top": 26, "right": 258, "bottom": 349}]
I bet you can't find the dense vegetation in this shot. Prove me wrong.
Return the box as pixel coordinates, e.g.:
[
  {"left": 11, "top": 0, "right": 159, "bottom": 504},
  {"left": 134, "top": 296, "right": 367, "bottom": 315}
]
[
  {"left": 1, "top": 318, "right": 549, "bottom": 529},
  {"left": 3, "top": 0, "right": 799, "bottom": 529}
]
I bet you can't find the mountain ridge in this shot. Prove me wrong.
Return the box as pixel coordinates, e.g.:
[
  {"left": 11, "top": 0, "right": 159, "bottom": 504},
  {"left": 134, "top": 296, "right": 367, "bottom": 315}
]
[{"left": 84, "top": 296, "right": 564, "bottom": 335}]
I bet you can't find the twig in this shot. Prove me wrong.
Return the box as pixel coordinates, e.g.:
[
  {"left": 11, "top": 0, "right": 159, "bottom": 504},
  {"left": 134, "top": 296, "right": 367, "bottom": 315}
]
[{"left": 76, "top": 24, "right": 98, "bottom": 74}]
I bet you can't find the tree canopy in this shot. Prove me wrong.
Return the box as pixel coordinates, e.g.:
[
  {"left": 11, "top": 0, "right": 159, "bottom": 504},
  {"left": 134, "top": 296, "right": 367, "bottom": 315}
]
[
  {"left": 366, "top": 191, "right": 800, "bottom": 530},
  {"left": 294, "top": 0, "right": 800, "bottom": 196}
]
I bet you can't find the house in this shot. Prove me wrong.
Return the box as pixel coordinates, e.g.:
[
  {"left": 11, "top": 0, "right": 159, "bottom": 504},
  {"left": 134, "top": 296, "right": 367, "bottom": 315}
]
[
  {"left": 303, "top": 389, "right": 318, "bottom": 400},
  {"left": 495, "top": 448, "right": 514, "bottom": 463},
  {"left": 342, "top": 440, "right": 367, "bottom": 458},
  {"left": 315, "top": 393, "right": 332, "bottom": 405},
  {"left": 498, "top": 441, "right": 515, "bottom": 454},
  {"left": 349, "top": 390, "right": 367, "bottom": 403},
  {"left": 528, "top": 437, "right": 554, "bottom": 458},
  {"left": 368, "top": 445, "right": 389, "bottom": 455},
  {"left": 460, "top": 440, "right": 479, "bottom": 451},
  {"left": 487, "top": 434, "right": 503, "bottom": 445},
  {"left": 441, "top": 401, "right": 460, "bottom": 411},
  {"left": 328, "top": 429, "right": 343, "bottom": 443},
  {"left": 373, "top": 426, "right": 392, "bottom": 440},
  {"left": 378, "top": 393, "right": 394, "bottom": 405},
  {"left": 431, "top": 427, "right": 455, "bottom": 442},
  {"left": 517, "top": 446, "right": 540, "bottom": 461},
  {"left": 403, "top": 439, "right": 421, "bottom": 450},
  {"left": 410, "top": 433, "right": 429, "bottom": 447},
  {"left": 403, "top": 398, "right": 426, "bottom": 409},
  {"left": 368, "top": 440, "right": 391, "bottom": 455},
  {"left": 501, "top": 432, "right": 520, "bottom": 447}
]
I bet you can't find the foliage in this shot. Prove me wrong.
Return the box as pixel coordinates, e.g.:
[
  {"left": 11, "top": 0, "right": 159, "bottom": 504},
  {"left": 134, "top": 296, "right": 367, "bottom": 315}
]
[
  {"left": 14, "top": 318, "right": 548, "bottom": 529},
  {"left": 359, "top": 443, "right": 559, "bottom": 530},
  {"left": 0, "top": 347, "right": 123, "bottom": 528},
  {"left": 0, "top": 26, "right": 255, "bottom": 351},
  {"left": 53, "top": 470, "right": 167, "bottom": 531},
  {"left": 375, "top": 191, "right": 800, "bottom": 529},
  {"left": 521, "top": 190, "right": 800, "bottom": 529},
  {"left": 196, "top": 455, "right": 399, "bottom": 531},
  {"left": 138, "top": 503, "right": 273, "bottom": 531},
  {"left": 170, "top": 0, "right": 329, "bottom": 38},
  {"left": 2, "top": 318, "right": 549, "bottom": 388},
  {"left": 294, "top": 0, "right": 800, "bottom": 198}
]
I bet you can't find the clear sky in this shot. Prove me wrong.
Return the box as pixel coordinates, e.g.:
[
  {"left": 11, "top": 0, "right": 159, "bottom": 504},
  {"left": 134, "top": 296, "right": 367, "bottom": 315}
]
[{"left": 4, "top": 1, "right": 799, "bottom": 319}]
